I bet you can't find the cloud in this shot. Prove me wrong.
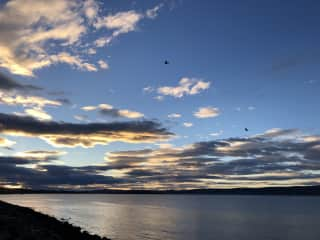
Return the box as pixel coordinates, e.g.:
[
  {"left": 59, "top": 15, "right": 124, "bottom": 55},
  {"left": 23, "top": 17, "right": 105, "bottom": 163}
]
[
  {"left": 50, "top": 52, "right": 97, "bottom": 72},
  {"left": 157, "top": 78, "right": 210, "bottom": 98},
  {"left": 0, "top": 0, "right": 89, "bottom": 76},
  {"left": 248, "top": 106, "right": 256, "bottom": 111},
  {"left": 0, "top": 72, "right": 63, "bottom": 121},
  {"left": 94, "top": 37, "right": 110, "bottom": 47},
  {"left": 116, "top": 109, "right": 144, "bottom": 119},
  {"left": 99, "top": 128, "right": 320, "bottom": 189},
  {"left": 81, "top": 103, "right": 144, "bottom": 119},
  {"left": 154, "top": 95, "right": 164, "bottom": 101},
  {"left": 93, "top": 4, "right": 163, "bottom": 47},
  {"left": 15, "top": 150, "right": 67, "bottom": 161},
  {"left": 87, "top": 48, "right": 97, "bottom": 55},
  {"left": 143, "top": 86, "right": 154, "bottom": 93},
  {"left": 194, "top": 106, "right": 220, "bottom": 118},
  {"left": 83, "top": 0, "right": 99, "bottom": 21},
  {"left": 0, "top": 154, "right": 122, "bottom": 189},
  {"left": 183, "top": 122, "right": 193, "bottom": 127},
  {"left": 0, "top": 91, "right": 61, "bottom": 108},
  {"left": 1, "top": 128, "right": 320, "bottom": 189},
  {"left": 0, "top": 137, "right": 16, "bottom": 148},
  {"left": 74, "top": 114, "right": 89, "bottom": 122},
  {"left": 55, "top": 98, "right": 71, "bottom": 105},
  {"left": 0, "top": 71, "right": 66, "bottom": 123},
  {"left": 0, "top": 113, "right": 172, "bottom": 148},
  {"left": 0, "top": 72, "right": 41, "bottom": 91},
  {"left": 210, "top": 130, "right": 223, "bottom": 137},
  {"left": 146, "top": 3, "right": 164, "bottom": 19},
  {"left": 95, "top": 10, "right": 143, "bottom": 35},
  {"left": 168, "top": 113, "right": 181, "bottom": 118},
  {"left": 98, "top": 60, "right": 109, "bottom": 69},
  {"left": 22, "top": 107, "right": 53, "bottom": 121},
  {"left": 0, "top": 1, "right": 163, "bottom": 76}
]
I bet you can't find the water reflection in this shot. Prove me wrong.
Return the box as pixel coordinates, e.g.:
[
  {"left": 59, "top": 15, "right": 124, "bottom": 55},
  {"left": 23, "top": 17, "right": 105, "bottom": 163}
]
[{"left": 0, "top": 194, "right": 320, "bottom": 240}]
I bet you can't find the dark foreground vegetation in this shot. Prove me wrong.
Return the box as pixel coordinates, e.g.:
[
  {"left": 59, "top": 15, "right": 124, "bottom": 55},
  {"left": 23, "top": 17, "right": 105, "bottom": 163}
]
[
  {"left": 1, "top": 185, "right": 320, "bottom": 195},
  {"left": 0, "top": 200, "right": 109, "bottom": 240}
]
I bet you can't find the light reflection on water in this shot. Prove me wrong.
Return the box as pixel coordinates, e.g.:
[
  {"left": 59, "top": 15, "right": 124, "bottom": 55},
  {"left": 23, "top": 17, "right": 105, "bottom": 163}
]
[{"left": 0, "top": 194, "right": 320, "bottom": 240}]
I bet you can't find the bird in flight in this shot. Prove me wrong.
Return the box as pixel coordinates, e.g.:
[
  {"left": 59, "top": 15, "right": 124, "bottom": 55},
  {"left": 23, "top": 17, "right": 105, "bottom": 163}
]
[
  {"left": 245, "top": 128, "right": 249, "bottom": 132},
  {"left": 164, "top": 60, "right": 169, "bottom": 64}
]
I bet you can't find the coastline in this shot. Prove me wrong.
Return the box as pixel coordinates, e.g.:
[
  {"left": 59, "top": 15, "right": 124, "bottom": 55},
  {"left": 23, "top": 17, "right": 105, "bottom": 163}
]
[
  {"left": 0, "top": 200, "right": 110, "bottom": 240},
  {"left": 1, "top": 185, "right": 320, "bottom": 195}
]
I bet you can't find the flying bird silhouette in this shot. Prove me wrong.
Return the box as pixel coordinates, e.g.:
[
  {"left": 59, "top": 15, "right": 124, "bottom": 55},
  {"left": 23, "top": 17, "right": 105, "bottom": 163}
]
[
  {"left": 164, "top": 60, "right": 169, "bottom": 65},
  {"left": 245, "top": 128, "right": 248, "bottom": 132}
]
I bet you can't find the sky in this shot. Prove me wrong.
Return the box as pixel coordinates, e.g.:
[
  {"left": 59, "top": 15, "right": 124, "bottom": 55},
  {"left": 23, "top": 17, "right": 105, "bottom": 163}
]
[{"left": 0, "top": 0, "right": 320, "bottom": 190}]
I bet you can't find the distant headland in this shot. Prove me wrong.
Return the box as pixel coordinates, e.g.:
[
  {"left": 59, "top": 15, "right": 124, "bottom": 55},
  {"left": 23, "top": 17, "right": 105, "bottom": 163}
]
[{"left": 1, "top": 185, "right": 320, "bottom": 195}]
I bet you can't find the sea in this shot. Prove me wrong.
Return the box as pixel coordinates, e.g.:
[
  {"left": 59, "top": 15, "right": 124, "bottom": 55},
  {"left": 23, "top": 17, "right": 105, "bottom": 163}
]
[{"left": 0, "top": 194, "right": 319, "bottom": 240}]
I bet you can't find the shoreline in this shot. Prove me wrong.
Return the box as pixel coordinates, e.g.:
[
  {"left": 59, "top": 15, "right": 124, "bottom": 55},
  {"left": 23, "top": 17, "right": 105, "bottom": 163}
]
[
  {"left": 0, "top": 200, "right": 110, "bottom": 240},
  {"left": 1, "top": 185, "right": 320, "bottom": 195}
]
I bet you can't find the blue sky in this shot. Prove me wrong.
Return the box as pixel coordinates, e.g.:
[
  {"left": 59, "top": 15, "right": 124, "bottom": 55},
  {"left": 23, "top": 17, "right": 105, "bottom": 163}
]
[{"left": 0, "top": 0, "right": 320, "bottom": 189}]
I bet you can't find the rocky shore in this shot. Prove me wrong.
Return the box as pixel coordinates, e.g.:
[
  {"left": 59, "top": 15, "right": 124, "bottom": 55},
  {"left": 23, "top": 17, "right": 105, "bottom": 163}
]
[{"left": 0, "top": 200, "right": 110, "bottom": 240}]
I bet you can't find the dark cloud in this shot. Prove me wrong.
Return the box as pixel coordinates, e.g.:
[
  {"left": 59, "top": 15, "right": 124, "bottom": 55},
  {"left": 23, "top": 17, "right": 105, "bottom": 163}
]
[
  {"left": 55, "top": 98, "right": 72, "bottom": 105},
  {"left": 271, "top": 51, "right": 320, "bottom": 72},
  {"left": 0, "top": 156, "right": 123, "bottom": 189},
  {"left": 0, "top": 113, "right": 172, "bottom": 147},
  {"left": 1, "top": 128, "right": 320, "bottom": 190},
  {"left": 82, "top": 104, "right": 144, "bottom": 119},
  {"left": 47, "top": 90, "right": 68, "bottom": 96},
  {"left": 102, "top": 129, "right": 320, "bottom": 188},
  {"left": 98, "top": 107, "right": 143, "bottom": 119},
  {"left": 0, "top": 156, "right": 39, "bottom": 165},
  {"left": 0, "top": 72, "right": 42, "bottom": 91},
  {"left": 99, "top": 108, "right": 126, "bottom": 118}
]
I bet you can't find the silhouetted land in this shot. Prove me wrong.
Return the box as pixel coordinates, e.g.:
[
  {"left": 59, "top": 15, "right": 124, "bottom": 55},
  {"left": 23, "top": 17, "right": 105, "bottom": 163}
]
[
  {"left": 0, "top": 200, "right": 110, "bottom": 240},
  {"left": 1, "top": 185, "right": 320, "bottom": 195}
]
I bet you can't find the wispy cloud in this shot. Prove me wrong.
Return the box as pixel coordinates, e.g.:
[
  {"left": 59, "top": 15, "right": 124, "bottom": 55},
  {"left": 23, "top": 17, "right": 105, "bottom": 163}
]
[
  {"left": 143, "top": 86, "right": 154, "bottom": 93},
  {"left": 81, "top": 103, "right": 144, "bottom": 119},
  {"left": 94, "top": 11, "right": 143, "bottom": 44},
  {"left": 74, "top": 114, "right": 89, "bottom": 122},
  {"left": 210, "top": 130, "right": 223, "bottom": 137},
  {"left": 50, "top": 52, "right": 97, "bottom": 72},
  {"left": 183, "top": 122, "right": 193, "bottom": 127},
  {"left": 154, "top": 95, "right": 164, "bottom": 101},
  {"left": 93, "top": 3, "right": 163, "bottom": 48},
  {"left": 168, "top": 113, "right": 181, "bottom": 118},
  {"left": 157, "top": 78, "right": 210, "bottom": 98},
  {"left": 146, "top": 3, "right": 164, "bottom": 19}
]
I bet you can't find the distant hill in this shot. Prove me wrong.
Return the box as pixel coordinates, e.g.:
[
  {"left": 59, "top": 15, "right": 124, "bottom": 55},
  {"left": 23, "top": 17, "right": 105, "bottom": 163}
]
[{"left": 1, "top": 185, "right": 320, "bottom": 195}]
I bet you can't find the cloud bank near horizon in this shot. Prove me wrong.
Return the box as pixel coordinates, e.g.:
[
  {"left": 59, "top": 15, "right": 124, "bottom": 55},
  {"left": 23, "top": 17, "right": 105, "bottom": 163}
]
[{"left": 1, "top": 128, "right": 320, "bottom": 189}]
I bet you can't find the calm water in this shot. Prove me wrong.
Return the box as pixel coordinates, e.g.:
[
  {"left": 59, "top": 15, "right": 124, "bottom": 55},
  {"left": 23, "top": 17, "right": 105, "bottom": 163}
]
[{"left": 0, "top": 194, "right": 320, "bottom": 240}]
